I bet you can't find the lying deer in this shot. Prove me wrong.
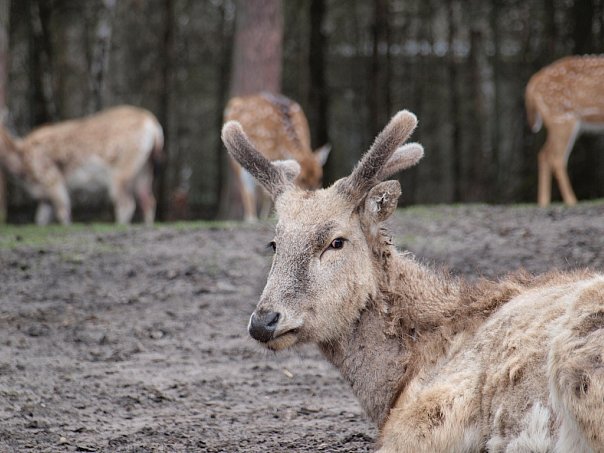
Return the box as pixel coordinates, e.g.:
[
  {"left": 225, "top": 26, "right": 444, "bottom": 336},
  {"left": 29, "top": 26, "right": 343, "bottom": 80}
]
[
  {"left": 224, "top": 92, "right": 330, "bottom": 221},
  {"left": 223, "top": 111, "right": 604, "bottom": 452},
  {"left": 0, "top": 105, "right": 163, "bottom": 224},
  {"left": 526, "top": 55, "right": 604, "bottom": 206}
]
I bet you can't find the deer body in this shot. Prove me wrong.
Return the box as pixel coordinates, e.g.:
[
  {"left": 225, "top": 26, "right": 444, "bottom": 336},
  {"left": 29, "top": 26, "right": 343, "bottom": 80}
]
[
  {"left": 0, "top": 105, "right": 163, "bottom": 224},
  {"left": 222, "top": 111, "right": 604, "bottom": 452},
  {"left": 224, "top": 93, "right": 329, "bottom": 221},
  {"left": 526, "top": 55, "right": 604, "bottom": 206}
]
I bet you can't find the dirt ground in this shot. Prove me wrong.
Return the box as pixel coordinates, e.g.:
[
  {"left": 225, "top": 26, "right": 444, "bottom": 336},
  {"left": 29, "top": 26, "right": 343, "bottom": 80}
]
[{"left": 1, "top": 201, "right": 603, "bottom": 452}]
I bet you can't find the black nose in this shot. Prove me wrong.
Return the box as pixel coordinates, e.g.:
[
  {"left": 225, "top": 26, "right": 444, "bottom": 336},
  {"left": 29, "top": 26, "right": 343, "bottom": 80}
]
[{"left": 249, "top": 310, "right": 280, "bottom": 343}]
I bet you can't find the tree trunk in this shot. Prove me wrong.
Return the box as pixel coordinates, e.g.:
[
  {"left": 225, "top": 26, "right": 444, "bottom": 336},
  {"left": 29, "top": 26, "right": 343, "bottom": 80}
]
[
  {"left": 447, "top": 0, "right": 462, "bottom": 201},
  {"left": 0, "top": 0, "right": 9, "bottom": 223},
  {"left": 467, "top": 26, "right": 487, "bottom": 201},
  {"left": 230, "top": 0, "right": 283, "bottom": 96},
  {"left": 29, "top": 0, "right": 57, "bottom": 124},
  {"left": 572, "top": 0, "right": 594, "bottom": 54},
  {"left": 220, "top": 0, "right": 283, "bottom": 218},
  {"left": 215, "top": 0, "right": 234, "bottom": 219},
  {"left": 156, "top": 0, "right": 174, "bottom": 221},
  {"left": 489, "top": 0, "right": 501, "bottom": 200},
  {"left": 369, "top": 0, "right": 390, "bottom": 138},
  {"left": 88, "top": 0, "right": 116, "bottom": 113},
  {"left": 543, "top": 0, "right": 557, "bottom": 59},
  {"left": 308, "top": 0, "right": 329, "bottom": 151}
]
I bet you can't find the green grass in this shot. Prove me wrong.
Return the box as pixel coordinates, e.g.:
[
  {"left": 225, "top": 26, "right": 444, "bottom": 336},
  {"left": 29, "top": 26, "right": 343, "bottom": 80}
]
[
  {"left": 0, "top": 223, "right": 128, "bottom": 249},
  {"left": 0, "top": 219, "right": 268, "bottom": 250}
]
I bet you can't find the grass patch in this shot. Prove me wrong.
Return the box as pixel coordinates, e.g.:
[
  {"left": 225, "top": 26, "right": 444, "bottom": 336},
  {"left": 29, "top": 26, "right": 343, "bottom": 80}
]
[
  {"left": 0, "top": 219, "right": 269, "bottom": 250},
  {"left": 0, "top": 223, "right": 128, "bottom": 249}
]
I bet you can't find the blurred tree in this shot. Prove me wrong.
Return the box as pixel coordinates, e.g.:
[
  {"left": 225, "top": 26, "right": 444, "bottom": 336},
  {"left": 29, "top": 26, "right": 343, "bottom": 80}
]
[
  {"left": 29, "top": 0, "right": 56, "bottom": 124},
  {"left": 2, "top": 0, "right": 604, "bottom": 222},
  {"left": 369, "top": 0, "right": 391, "bottom": 138},
  {"left": 308, "top": 0, "right": 328, "bottom": 152},
  {"left": 155, "top": 0, "right": 174, "bottom": 220},
  {"left": 0, "top": 0, "right": 8, "bottom": 222},
  {"left": 220, "top": 0, "right": 284, "bottom": 217},
  {"left": 86, "top": 0, "right": 117, "bottom": 112},
  {"left": 230, "top": 0, "right": 283, "bottom": 96},
  {"left": 447, "top": 0, "right": 462, "bottom": 201}
]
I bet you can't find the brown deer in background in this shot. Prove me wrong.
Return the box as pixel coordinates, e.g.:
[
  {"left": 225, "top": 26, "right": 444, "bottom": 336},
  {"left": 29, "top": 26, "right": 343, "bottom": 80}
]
[
  {"left": 223, "top": 110, "right": 604, "bottom": 452},
  {"left": 526, "top": 55, "right": 604, "bottom": 206},
  {"left": 0, "top": 105, "right": 163, "bottom": 225},
  {"left": 224, "top": 92, "right": 330, "bottom": 221}
]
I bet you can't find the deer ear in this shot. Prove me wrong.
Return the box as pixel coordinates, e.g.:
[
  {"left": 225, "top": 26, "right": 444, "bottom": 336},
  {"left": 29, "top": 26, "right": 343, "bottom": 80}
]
[
  {"left": 363, "top": 180, "right": 401, "bottom": 223},
  {"left": 314, "top": 144, "right": 331, "bottom": 167}
]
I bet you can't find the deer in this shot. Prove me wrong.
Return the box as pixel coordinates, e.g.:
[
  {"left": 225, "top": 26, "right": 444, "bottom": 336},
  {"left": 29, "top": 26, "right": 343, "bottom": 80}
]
[
  {"left": 525, "top": 55, "right": 604, "bottom": 207},
  {"left": 224, "top": 92, "right": 330, "bottom": 221},
  {"left": 222, "top": 110, "right": 604, "bottom": 452},
  {"left": 0, "top": 105, "right": 163, "bottom": 225}
]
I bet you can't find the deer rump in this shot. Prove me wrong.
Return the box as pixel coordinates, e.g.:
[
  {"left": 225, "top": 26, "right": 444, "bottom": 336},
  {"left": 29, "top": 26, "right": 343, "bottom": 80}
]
[{"left": 222, "top": 108, "right": 604, "bottom": 452}]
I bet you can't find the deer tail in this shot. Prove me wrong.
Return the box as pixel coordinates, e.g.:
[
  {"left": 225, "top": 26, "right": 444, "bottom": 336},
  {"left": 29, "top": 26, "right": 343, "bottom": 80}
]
[
  {"left": 151, "top": 120, "right": 165, "bottom": 164},
  {"left": 525, "top": 85, "right": 543, "bottom": 133}
]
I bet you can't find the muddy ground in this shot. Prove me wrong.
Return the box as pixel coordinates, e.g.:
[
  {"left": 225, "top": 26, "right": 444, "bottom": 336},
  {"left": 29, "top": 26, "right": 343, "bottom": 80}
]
[{"left": 1, "top": 202, "right": 603, "bottom": 452}]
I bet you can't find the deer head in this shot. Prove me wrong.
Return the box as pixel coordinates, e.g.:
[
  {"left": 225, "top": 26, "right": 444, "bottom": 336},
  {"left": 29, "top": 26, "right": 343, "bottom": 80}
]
[{"left": 222, "top": 111, "right": 423, "bottom": 350}]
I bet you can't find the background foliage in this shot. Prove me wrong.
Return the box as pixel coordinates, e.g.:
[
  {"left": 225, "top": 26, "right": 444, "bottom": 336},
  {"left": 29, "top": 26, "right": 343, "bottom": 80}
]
[{"left": 4, "top": 0, "right": 604, "bottom": 221}]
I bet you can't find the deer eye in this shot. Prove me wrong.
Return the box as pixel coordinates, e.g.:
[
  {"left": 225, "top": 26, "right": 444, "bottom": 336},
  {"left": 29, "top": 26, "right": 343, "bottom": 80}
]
[
  {"left": 267, "top": 241, "right": 276, "bottom": 253},
  {"left": 329, "top": 238, "right": 345, "bottom": 249}
]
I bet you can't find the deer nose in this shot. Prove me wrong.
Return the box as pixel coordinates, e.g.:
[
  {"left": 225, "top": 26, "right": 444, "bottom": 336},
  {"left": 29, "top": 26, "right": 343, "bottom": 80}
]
[{"left": 249, "top": 310, "right": 280, "bottom": 343}]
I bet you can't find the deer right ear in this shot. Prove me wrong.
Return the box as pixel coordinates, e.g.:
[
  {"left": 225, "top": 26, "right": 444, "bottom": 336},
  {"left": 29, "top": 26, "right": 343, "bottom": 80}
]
[{"left": 363, "top": 180, "right": 401, "bottom": 224}]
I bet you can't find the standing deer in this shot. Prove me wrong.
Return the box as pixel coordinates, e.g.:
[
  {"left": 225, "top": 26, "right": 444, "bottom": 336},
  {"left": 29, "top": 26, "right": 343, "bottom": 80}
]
[
  {"left": 223, "top": 111, "right": 604, "bottom": 452},
  {"left": 224, "top": 92, "right": 330, "bottom": 221},
  {"left": 0, "top": 105, "right": 163, "bottom": 225},
  {"left": 526, "top": 55, "right": 604, "bottom": 206}
]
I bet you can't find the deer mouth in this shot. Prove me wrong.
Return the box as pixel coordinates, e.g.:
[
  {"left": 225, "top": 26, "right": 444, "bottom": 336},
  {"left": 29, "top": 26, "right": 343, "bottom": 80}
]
[{"left": 266, "top": 328, "right": 300, "bottom": 351}]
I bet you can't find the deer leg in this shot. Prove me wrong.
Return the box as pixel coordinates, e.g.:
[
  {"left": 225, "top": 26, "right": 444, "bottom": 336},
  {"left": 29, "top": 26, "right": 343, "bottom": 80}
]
[
  {"left": 549, "top": 122, "right": 579, "bottom": 206},
  {"left": 551, "top": 160, "right": 578, "bottom": 206},
  {"left": 35, "top": 202, "right": 54, "bottom": 225},
  {"left": 110, "top": 179, "right": 136, "bottom": 224},
  {"left": 134, "top": 163, "right": 156, "bottom": 225},
  {"left": 240, "top": 169, "right": 258, "bottom": 222},
  {"left": 47, "top": 182, "right": 71, "bottom": 225},
  {"left": 537, "top": 148, "right": 553, "bottom": 207},
  {"left": 259, "top": 190, "right": 273, "bottom": 220}
]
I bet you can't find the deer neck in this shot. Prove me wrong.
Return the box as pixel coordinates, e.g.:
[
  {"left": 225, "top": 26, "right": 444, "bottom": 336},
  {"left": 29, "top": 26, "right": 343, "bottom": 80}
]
[
  {"left": 318, "top": 243, "right": 462, "bottom": 428},
  {"left": 0, "top": 131, "right": 25, "bottom": 177},
  {"left": 318, "top": 303, "right": 411, "bottom": 427}
]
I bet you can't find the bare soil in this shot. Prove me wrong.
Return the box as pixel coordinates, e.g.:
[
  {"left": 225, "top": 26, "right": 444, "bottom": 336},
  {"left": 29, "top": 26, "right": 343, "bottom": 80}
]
[{"left": 1, "top": 202, "right": 603, "bottom": 452}]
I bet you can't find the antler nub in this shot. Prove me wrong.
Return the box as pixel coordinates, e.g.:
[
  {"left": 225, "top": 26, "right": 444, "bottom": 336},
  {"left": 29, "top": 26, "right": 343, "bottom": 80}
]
[
  {"left": 222, "top": 121, "right": 299, "bottom": 199},
  {"left": 340, "top": 110, "right": 418, "bottom": 200},
  {"left": 378, "top": 142, "right": 424, "bottom": 180}
]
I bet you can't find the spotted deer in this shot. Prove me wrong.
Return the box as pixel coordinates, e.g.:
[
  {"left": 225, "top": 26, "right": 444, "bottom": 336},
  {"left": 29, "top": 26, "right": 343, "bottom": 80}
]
[
  {"left": 0, "top": 105, "right": 163, "bottom": 225},
  {"left": 224, "top": 92, "right": 330, "bottom": 221},
  {"left": 222, "top": 110, "right": 604, "bottom": 452},
  {"left": 526, "top": 55, "right": 604, "bottom": 206}
]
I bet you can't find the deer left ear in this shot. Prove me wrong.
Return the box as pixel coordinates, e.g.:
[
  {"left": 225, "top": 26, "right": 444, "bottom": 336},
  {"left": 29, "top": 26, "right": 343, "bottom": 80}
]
[{"left": 363, "top": 180, "right": 401, "bottom": 223}]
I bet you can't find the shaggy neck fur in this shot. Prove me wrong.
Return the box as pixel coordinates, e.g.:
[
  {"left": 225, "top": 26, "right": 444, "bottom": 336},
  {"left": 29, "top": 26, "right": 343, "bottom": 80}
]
[{"left": 318, "top": 227, "right": 535, "bottom": 429}]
